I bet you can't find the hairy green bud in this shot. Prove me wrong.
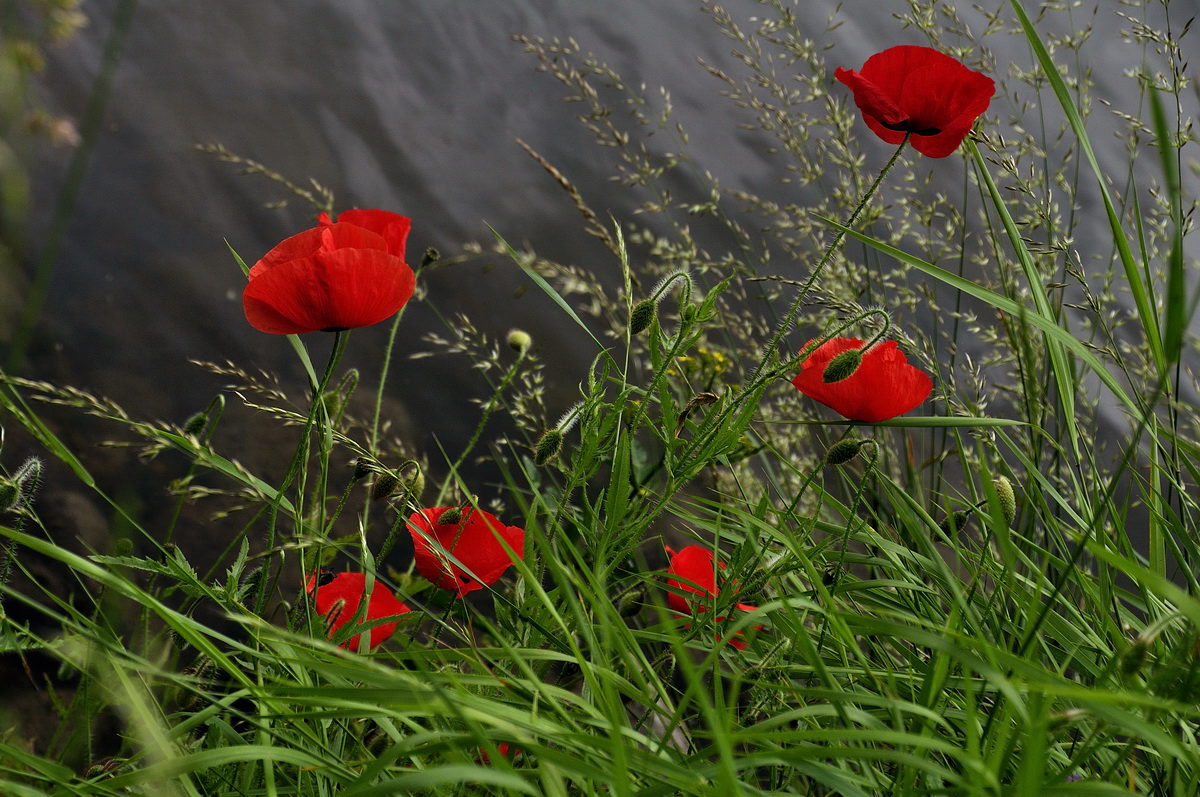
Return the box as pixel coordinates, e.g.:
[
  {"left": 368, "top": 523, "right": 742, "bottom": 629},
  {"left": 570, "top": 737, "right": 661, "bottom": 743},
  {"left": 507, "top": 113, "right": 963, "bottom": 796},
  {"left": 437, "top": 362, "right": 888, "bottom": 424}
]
[
  {"left": 822, "top": 348, "right": 863, "bottom": 383},
  {"left": 535, "top": 429, "right": 565, "bottom": 466},
  {"left": 629, "top": 299, "right": 656, "bottom": 335},
  {"left": 825, "top": 438, "right": 869, "bottom": 466},
  {"left": 371, "top": 472, "right": 400, "bottom": 502}
]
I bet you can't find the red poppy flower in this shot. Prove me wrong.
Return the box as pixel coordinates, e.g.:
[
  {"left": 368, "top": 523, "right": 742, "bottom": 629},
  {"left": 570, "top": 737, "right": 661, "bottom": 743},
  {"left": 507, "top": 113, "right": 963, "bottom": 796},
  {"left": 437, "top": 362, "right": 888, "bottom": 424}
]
[
  {"left": 665, "top": 545, "right": 758, "bottom": 649},
  {"left": 243, "top": 209, "right": 415, "bottom": 334},
  {"left": 305, "top": 571, "right": 410, "bottom": 650},
  {"left": 835, "top": 45, "right": 994, "bottom": 158},
  {"left": 791, "top": 337, "right": 932, "bottom": 422},
  {"left": 408, "top": 507, "right": 525, "bottom": 597},
  {"left": 478, "top": 743, "right": 521, "bottom": 765}
]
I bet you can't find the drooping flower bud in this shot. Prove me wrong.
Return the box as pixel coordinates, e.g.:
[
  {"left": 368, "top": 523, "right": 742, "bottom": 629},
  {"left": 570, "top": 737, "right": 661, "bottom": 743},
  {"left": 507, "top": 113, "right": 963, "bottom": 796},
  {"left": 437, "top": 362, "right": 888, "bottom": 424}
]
[
  {"left": 939, "top": 509, "right": 972, "bottom": 535},
  {"left": 182, "top": 411, "right": 208, "bottom": 436},
  {"left": 371, "top": 472, "right": 401, "bottom": 502},
  {"left": 824, "top": 438, "right": 870, "bottom": 466},
  {"left": 822, "top": 347, "right": 863, "bottom": 383},
  {"left": 506, "top": 328, "right": 532, "bottom": 354},
  {"left": 629, "top": 299, "right": 656, "bottom": 335},
  {"left": 439, "top": 506, "right": 463, "bottom": 527},
  {"left": 994, "top": 476, "right": 1017, "bottom": 525},
  {"left": 535, "top": 429, "right": 564, "bottom": 466}
]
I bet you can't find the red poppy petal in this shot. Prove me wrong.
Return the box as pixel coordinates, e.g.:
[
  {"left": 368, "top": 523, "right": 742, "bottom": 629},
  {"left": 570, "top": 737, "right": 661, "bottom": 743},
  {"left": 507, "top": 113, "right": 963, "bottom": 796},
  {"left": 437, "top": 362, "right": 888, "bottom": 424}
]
[
  {"left": 317, "top": 248, "right": 416, "bottom": 329},
  {"left": 244, "top": 254, "right": 335, "bottom": 334},
  {"left": 791, "top": 338, "right": 932, "bottom": 422},
  {"left": 838, "top": 45, "right": 993, "bottom": 158},
  {"left": 408, "top": 507, "right": 524, "bottom": 596},
  {"left": 834, "top": 67, "right": 910, "bottom": 130},
  {"left": 337, "top": 209, "right": 412, "bottom": 260},
  {"left": 249, "top": 223, "right": 389, "bottom": 279},
  {"left": 306, "top": 572, "right": 409, "bottom": 650}
]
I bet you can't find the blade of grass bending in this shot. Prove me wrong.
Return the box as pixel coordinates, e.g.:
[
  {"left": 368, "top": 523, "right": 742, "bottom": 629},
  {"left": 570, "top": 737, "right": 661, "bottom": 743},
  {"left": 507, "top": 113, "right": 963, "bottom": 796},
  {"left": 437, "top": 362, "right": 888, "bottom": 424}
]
[
  {"left": 488, "top": 224, "right": 618, "bottom": 369},
  {"left": 1146, "top": 84, "right": 1187, "bottom": 365},
  {"left": 814, "top": 215, "right": 1141, "bottom": 419},
  {"left": 1009, "top": 0, "right": 1166, "bottom": 377},
  {"left": 966, "top": 141, "right": 1085, "bottom": 479}
]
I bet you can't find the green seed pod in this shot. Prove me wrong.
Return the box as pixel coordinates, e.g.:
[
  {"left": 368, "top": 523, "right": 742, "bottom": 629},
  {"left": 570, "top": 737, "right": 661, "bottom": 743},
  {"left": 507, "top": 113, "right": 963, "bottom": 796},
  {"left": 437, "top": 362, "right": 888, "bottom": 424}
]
[
  {"left": 629, "top": 299, "right": 656, "bottom": 335},
  {"left": 994, "top": 476, "right": 1017, "bottom": 525},
  {"left": 825, "top": 438, "right": 869, "bottom": 466},
  {"left": 535, "top": 428, "right": 564, "bottom": 466},
  {"left": 822, "top": 348, "right": 863, "bottom": 383}
]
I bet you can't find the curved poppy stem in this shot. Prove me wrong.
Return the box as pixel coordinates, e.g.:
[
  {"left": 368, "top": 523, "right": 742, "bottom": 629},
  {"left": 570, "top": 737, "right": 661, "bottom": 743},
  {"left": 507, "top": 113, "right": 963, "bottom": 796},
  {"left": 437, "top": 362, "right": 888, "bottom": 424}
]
[
  {"left": 802, "top": 308, "right": 893, "bottom": 359},
  {"left": 815, "top": 438, "right": 878, "bottom": 652},
  {"left": 749, "top": 135, "right": 909, "bottom": 385}
]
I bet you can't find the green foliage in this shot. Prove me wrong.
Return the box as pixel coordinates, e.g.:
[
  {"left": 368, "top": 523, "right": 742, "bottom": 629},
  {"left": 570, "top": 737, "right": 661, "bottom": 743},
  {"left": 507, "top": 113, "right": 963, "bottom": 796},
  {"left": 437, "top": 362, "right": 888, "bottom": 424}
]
[{"left": 1, "top": 1, "right": 1198, "bottom": 794}]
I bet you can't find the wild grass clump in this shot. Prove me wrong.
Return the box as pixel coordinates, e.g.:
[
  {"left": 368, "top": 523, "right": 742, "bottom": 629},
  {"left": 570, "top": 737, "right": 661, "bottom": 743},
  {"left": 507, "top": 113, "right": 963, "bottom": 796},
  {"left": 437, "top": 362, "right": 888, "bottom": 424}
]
[{"left": 1, "top": 1, "right": 1198, "bottom": 794}]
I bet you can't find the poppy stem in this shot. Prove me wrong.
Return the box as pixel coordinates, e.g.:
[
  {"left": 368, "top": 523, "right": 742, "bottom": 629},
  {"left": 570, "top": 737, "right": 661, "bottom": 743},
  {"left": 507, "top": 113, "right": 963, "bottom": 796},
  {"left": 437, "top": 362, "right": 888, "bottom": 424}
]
[
  {"left": 255, "top": 330, "right": 349, "bottom": 617},
  {"left": 749, "top": 135, "right": 909, "bottom": 385}
]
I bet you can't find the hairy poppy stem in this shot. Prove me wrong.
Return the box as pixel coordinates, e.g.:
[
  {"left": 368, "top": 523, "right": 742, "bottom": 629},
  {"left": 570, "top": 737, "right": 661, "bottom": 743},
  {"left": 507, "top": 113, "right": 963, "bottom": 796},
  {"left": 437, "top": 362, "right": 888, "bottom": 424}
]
[
  {"left": 256, "top": 330, "right": 349, "bottom": 617},
  {"left": 749, "top": 135, "right": 909, "bottom": 386}
]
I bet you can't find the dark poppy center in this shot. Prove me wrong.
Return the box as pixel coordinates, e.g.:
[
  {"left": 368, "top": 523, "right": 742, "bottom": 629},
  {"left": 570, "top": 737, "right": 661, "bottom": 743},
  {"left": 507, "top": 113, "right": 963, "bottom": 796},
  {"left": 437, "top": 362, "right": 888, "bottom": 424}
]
[
  {"left": 881, "top": 118, "right": 942, "bottom": 136},
  {"left": 322, "top": 325, "right": 350, "bottom": 332}
]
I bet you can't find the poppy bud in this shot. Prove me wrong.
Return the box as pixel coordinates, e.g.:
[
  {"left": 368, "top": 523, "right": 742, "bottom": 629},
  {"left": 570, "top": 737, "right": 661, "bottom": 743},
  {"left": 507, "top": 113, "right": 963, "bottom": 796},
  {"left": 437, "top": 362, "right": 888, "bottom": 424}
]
[
  {"left": 371, "top": 472, "right": 401, "bottom": 502},
  {"left": 824, "top": 438, "right": 869, "bottom": 466},
  {"left": 629, "top": 299, "right": 656, "bottom": 335},
  {"left": 822, "top": 348, "right": 863, "bottom": 383},
  {"left": 353, "top": 457, "right": 381, "bottom": 481},
  {"left": 535, "top": 429, "right": 564, "bottom": 466},
  {"left": 0, "top": 482, "right": 19, "bottom": 513},
  {"left": 994, "top": 476, "right": 1017, "bottom": 525},
  {"left": 398, "top": 464, "right": 424, "bottom": 502},
  {"left": 439, "top": 507, "right": 463, "bottom": 527},
  {"left": 940, "top": 509, "right": 972, "bottom": 535},
  {"left": 506, "top": 328, "right": 532, "bottom": 353},
  {"left": 182, "top": 411, "right": 207, "bottom": 436}
]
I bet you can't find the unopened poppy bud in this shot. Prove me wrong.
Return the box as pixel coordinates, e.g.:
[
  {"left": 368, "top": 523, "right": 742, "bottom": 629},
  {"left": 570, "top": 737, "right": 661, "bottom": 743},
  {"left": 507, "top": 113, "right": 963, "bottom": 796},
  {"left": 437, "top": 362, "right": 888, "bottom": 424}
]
[
  {"left": 994, "top": 476, "right": 1017, "bottom": 525},
  {"left": 371, "top": 472, "right": 400, "bottom": 502},
  {"left": 182, "top": 411, "right": 207, "bottom": 436},
  {"left": 507, "top": 328, "right": 532, "bottom": 353},
  {"left": 420, "top": 247, "right": 440, "bottom": 268},
  {"left": 0, "top": 482, "right": 19, "bottom": 513},
  {"left": 535, "top": 428, "right": 564, "bottom": 466},
  {"left": 353, "top": 457, "right": 380, "bottom": 481},
  {"left": 1120, "top": 637, "right": 1150, "bottom": 675},
  {"left": 940, "top": 509, "right": 972, "bottom": 535},
  {"left": 825, "top": 438, "right": 869, "bottom": 466},
  {"left": 822, "top": 348, "right": 863, "bottom": 383},
  {"left": 397, "top": 463, "right": 424, "bottom": 501},
  {"left": 11, "top": 457, "right": 42, "bottom": 509},
  {"left": 439, "top": 507, "right": 463, "bottom": 526},
  {"left": 629, "top": 299, "right": 656, "bottom": 335}
]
